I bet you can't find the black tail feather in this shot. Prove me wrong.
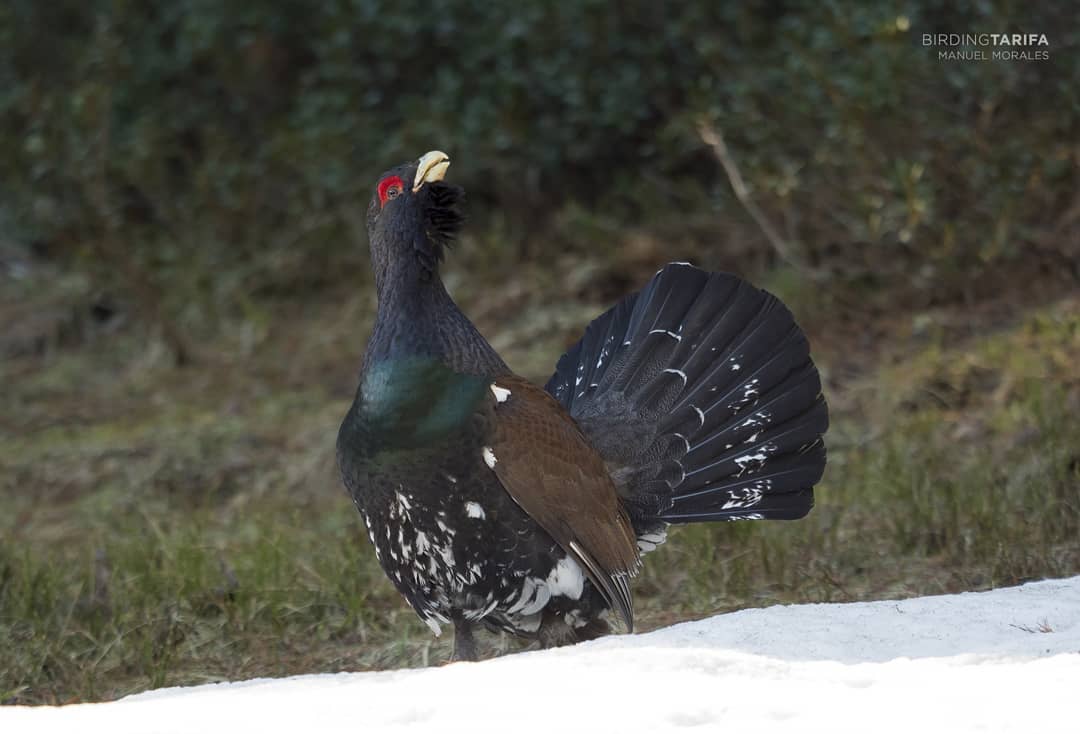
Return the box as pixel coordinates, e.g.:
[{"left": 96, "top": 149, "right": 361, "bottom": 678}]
[{"left": 545, "top": 263, "right": 827, "bottom": 530}]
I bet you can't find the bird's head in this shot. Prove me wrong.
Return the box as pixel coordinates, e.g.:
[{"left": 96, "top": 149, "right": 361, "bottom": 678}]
[{"left": 366, "top": 150, "right": 464, "bottom": 289}]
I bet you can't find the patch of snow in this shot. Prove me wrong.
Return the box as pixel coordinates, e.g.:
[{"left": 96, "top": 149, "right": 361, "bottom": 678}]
[{"left": 5, "top": 578, "right": 1080, "bottom": 733}]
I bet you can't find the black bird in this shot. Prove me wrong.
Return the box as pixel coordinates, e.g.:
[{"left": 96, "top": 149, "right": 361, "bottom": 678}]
[{"left": 337, "top": 151, "right": 828, "bottom": 661}]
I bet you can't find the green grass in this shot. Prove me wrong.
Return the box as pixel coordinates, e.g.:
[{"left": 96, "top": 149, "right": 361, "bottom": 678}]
[{"left": 2, "top": 273, "right": 1077, "bottom": 705}]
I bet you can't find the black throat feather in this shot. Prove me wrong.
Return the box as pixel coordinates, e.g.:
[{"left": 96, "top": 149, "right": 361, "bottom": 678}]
[
  {"left": 363, "top": 178, "right": 504, "bottom": 377},
  {"left": 416, "top": 182, "right": 465, "bottom": 277}
]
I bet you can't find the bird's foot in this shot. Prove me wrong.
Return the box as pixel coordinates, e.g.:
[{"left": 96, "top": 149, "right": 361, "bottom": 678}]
[{"left": 450, "top": 620, "right": 478, "bottom": 662}]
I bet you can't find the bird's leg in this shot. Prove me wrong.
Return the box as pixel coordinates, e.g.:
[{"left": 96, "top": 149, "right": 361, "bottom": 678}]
[
  {"left": 537, "top": 609, "right": 578, "bottom": 649},
  {"left": 451, "top": 620, "right": 478, "bottom": 662},
  {"left": 537, "top": 609, "right": 611, "bottom": 649},
  {"left": 535, "top": 608, "right": 578, "bottom": 647}
]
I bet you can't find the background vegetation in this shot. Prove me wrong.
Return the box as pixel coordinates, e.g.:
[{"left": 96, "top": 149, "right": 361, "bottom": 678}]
[{"left": 2, "top": 0, "right": 1077, "bottom": 704}]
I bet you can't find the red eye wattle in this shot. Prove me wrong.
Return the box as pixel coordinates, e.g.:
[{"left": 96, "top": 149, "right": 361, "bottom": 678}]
[{"left": 378, "top": 175, "right": 405, "bottom": 207}]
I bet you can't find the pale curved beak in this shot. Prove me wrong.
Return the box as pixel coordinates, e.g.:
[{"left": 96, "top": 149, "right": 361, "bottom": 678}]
[{"left": 413, "top": 150, "right": 451, "bottom": 192}]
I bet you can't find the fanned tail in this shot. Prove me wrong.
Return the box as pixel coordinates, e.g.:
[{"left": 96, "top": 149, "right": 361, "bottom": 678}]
[{"left": 545, "top": 263, "right": 827, "bottom": 531}]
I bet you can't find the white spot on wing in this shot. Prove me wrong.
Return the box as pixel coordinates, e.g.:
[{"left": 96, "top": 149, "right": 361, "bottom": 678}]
[
  {"left": 482, "top": 447, "right": 497, "bottom": 469},
  {"left": 732, "top": 443, "right": 776, "bottom": 476},
  {"left": 465, "top": 501, "right": 486, "bottom": 519}
]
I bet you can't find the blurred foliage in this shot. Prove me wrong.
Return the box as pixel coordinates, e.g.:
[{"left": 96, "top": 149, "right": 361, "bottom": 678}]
[{"left": 2, "top": 0, "right": 1077, "bottom": 343}]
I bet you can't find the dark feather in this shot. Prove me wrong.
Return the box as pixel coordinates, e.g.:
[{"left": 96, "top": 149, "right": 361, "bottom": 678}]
[
  {"left": 416, "top": 182, "right": 465, "bottom": 271},
  {"left": 545, "top": 262, "right": 828, "bottom": 528},
  {"left": 487, "top": 375, "right": 641, "bottom": 631}
]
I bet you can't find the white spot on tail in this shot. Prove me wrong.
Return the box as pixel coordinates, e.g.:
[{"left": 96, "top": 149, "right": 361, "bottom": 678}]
[
  {"left": 728, "top": 513, "right": 765, "bottom": 521},
  {"left": 691, "top": 404, "right": 705, "bottom": 428},
  {"left": 663, "top": 368, "right": 688, "bottom": 385},
  {"left": 722, "top": 486, "right": 765, "bottom": 509},
  {"left": 734, "top": 446, "right": 773, "bottom": 475},
  {"left": 490, "top": 383, "right": 511, "bottom": 403},
  {"left": 649, "top": 328, "right": 683, "bottom": 342},
  {"left": 673, "top": 432, "right": 691, "bottom": 453},
  {"left": 465, "top": 501, "right": 486, "bottom": 519},
  {"left": 482, "top": 447, "right": 497, "bottom": 469},
  {"left": 734, "top": 451, "right": 769, "bottom": 467},
  {"left": 656, "top": 261, "right": 694, "bottom": 275}
]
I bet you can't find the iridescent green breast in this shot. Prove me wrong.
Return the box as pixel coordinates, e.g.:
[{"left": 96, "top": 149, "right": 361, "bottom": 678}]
[{"left": 357, "top": 356, "right": 490, "bottom": 450}]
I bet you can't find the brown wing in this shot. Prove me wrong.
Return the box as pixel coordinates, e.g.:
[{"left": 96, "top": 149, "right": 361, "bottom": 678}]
[{"left": 483, "top": 374, "right": 641, "bottom": 630}]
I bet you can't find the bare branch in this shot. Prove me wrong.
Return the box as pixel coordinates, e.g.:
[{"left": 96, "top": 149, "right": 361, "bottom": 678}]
[{"left": 697, "top": 119, "right": 817, "bottom": 276}]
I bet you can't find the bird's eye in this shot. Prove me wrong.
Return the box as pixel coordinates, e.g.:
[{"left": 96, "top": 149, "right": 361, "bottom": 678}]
[{"left": 378, "top": 175, "right": 405, "bottom": 208}]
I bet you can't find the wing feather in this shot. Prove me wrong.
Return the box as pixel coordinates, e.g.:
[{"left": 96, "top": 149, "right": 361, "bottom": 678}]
[{"left": 485, "top": 375, "right": 640, "bottom": 630}]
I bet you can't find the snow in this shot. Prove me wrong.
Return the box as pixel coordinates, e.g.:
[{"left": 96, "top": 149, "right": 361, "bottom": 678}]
[{"left": 6, "top": 576, "right": 1080, "bottom": 733}]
